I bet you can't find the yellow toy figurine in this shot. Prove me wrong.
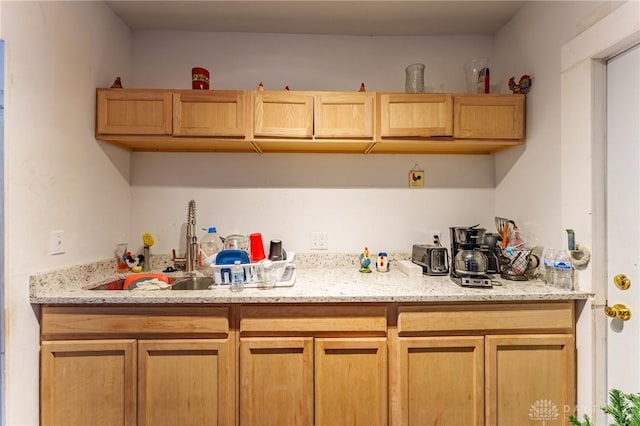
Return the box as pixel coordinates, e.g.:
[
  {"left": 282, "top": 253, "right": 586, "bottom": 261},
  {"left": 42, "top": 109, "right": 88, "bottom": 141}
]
[{"left": 359, "top": 247, "right": 372, "bottom": 273}]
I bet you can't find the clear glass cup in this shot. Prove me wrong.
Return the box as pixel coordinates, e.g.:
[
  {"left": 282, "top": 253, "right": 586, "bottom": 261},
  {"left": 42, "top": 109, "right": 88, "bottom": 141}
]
[{"left": 464, "top": 58, "right": 488, "bottom": 93}]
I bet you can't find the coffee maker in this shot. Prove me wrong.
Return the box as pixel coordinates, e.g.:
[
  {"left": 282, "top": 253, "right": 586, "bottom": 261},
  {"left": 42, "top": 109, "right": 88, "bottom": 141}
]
[{"left": 449, "top": 226, "right": 493, "bottom": 288}]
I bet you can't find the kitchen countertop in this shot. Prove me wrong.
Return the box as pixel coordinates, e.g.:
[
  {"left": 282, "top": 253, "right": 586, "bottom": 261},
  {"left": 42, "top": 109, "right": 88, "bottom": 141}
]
[{"left": 29, "top": 253, "right": 591, "bottom": 305}]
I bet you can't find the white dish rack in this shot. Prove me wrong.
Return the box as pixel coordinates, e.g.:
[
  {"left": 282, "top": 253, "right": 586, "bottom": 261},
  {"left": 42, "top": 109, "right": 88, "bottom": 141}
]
[{"left": 210, "top": 252, "right": 297, "bottom": 288}]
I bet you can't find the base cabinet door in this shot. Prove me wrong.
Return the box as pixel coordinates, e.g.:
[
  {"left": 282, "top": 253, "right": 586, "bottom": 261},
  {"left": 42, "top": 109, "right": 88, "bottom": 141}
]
[
  {"left": 315, "top": 337, "right": 387, "bottom": 426},
  {"left": 239, "top": 337, "right": 314, "bottom": 426},
  {"left": 397, "top": 336, "right": 484, "bottom": 426},
  {"left": 40, "top": 339, "right": 137, "bottom": 426},
  {"left": 138, "top": 339, "right": 234, "bottom": 426},
  {"left": 485, "top": 334, "right": 576, "bottom": 426}
]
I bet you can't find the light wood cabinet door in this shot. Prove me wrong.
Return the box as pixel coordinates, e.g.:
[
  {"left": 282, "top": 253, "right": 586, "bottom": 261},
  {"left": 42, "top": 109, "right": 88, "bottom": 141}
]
[
  {"left": 378, "top": 93, "right": 453, "bottom": 137},
  {"left": 137, "top": 339, "right": 233, "bottom": 426},
  {"left": 40, "top": 339, "right": 137, "bottom": 426},
  {"left": 173, "top": 90, "right": 248, "bottom": 137},
  {"left": 253, "top": 91, "right": 314, "bottom": 138},
  {"left": 453, "top": 94, "right": 525, "bottom": 139},
  {"left": 396, "top": 336, "right": 484, "bottom": 426},
  {"left": 315, "top": 93, "right": 374, "bottom": 138},
  {"left": 239, "top": 337, "right": 314, "bottom": 426},
  {"left": 315, "top": 337, "right": 387, "bottom": 426},
  {"left": 485, "top": 334, "right": 575, "bottom": 426},
  {"left": 96, "top": 89, "right": 172, "bottom": 135}
]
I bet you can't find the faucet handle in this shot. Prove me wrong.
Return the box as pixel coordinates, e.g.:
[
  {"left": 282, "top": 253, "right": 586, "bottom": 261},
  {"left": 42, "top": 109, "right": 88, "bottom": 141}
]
[{"left": 172, "top": 249, "right": 187, "bottom": 271}]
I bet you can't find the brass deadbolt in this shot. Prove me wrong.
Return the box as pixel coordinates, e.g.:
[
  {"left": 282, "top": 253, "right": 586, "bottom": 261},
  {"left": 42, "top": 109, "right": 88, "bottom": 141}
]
[
  {"left": 604, "top": 303, "right": 632, "bottom": 321},
  {"left": 614, "top": 274, "right": 631, "bottom": 290}
]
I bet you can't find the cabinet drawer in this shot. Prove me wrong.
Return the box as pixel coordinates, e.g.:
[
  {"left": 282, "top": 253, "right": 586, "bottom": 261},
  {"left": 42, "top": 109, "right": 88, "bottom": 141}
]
[
  {"left": 41, "top": 306, "right": 229, "bottom": 339},
  {"left": 240, "top": 305, "right": 387, "bottom": 335},
  {"left": 397, "top": 302, "right": 574, "bottom": 335}
]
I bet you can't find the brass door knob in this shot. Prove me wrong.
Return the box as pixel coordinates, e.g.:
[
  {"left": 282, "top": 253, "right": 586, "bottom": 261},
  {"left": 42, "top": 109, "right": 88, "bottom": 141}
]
[
  {"left": 604, "top": 303, "right": 632, "bottom": 321},
  {"left": 614, "top": 274, "right": 631, "bottom": 290}
]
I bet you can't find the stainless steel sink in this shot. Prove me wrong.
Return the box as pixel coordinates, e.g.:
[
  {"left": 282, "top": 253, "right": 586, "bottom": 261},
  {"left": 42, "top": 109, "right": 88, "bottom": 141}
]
[{"left": 170, "top": 276, "right": 215, "bottom": 290}]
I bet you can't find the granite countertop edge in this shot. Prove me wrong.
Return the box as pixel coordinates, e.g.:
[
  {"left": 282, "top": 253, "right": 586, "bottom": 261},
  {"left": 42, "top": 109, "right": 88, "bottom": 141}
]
[{"left": 29, "top": 254, "right": 592, "bottom": 305}]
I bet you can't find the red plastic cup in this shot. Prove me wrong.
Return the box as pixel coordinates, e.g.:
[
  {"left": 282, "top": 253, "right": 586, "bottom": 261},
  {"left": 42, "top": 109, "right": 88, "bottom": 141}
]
[
  {"left": 249, "top": 233, "right": 266, "bottom": 262},
  {"left": 192, "top": 67, "right": 210, "bottom": 90}
]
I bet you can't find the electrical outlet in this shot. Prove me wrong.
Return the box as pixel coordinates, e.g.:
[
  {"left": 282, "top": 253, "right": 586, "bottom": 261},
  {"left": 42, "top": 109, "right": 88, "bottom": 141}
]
[
  {"left": 430, "top": 231, "right": 442, "bottom": 246},
  {"left": 50, "top": 230, "right": 66, "bottom": 255},
  {"left": 310, "top": 232, "right": 329, "bottom": 250}
]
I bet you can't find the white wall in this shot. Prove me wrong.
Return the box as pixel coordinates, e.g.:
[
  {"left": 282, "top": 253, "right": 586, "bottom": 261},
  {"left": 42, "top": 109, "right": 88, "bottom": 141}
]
[
  {"left": 492, "top": 1, "right": 605, "bottom": 250},
  {"left": 1, "top": 2, "right": 132, "bottom": 424},
  {"left": 129, "top": 32, "right": 498, "bottom": 255}
]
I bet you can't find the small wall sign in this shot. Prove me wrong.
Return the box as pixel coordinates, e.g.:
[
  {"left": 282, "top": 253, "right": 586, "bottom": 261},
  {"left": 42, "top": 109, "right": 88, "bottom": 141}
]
[{"left": 409, "top": 164, "right": 424, "bottom": 188}]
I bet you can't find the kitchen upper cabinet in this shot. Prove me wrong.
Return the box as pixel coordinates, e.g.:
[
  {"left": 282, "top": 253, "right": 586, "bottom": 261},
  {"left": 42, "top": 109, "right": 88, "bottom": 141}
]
[
  {"left": 378, "top": 93, "right": 453, "bottom": 138},
  {"left": 40, "top": 306, "right": 234, "bottom": 426},
  {"left": 453, "top": 94, "right": 525, "bottom": 140},
  {"left": 95, "top": 88, "right": 525, "bottom": 154},
  {"left": 251, "top": 91, "right": 375, "bottom": 153},
  {"left": 96, "top": 89, "right": 172, "bottom": 135},
  {"left": 239, "top": 305, "right": 388, "bottom": 426},
  {"left": 371, "top": 92, "right": 524, "bottom": 154},
  {"left": 173, "top": 90, "right": 248, "bottom": 138}
]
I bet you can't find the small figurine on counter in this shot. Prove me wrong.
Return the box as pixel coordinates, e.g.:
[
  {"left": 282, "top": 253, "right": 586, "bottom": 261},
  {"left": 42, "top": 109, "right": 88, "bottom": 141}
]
[
  {"left": 508, "top": 75, "right": 532, "bottom": 94},
  {"left": 376, "top": 252, "right": 389, "bottom": 272},
  {"left": 359, "top": 247, "right": 372, "bottom": 273},
  {"left": 359, "top": 82, "right": 366, "bottom": 92},
  {"left": 125, "top": 251, "right": 145, "bottom": 273},
  {"left": 110, "top": 77, "right": 123, "bottom": 88}
]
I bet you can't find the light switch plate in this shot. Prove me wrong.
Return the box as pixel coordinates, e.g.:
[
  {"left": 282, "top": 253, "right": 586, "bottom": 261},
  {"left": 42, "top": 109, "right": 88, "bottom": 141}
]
[{"left": 50, "top": 230, "right": 66, "bottom": 255}]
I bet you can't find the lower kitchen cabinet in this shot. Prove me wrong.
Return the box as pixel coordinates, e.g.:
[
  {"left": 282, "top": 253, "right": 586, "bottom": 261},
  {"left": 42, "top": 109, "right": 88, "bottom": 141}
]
[
  {"left": 39, "top": 306, "right": 234, "bottom": 426},
  {"left": 40, "top": 339, "right": 137, "bottom": 426},
  {"left": 239, "top": 305, "right": 388, "bottom": 426},
  {"left": 391, "top": 302, "right": 576, "bottom": 426},
  {"left": 396, "top": 336, "right": 485, "bottom": 425},
  {"left": 39, "top": 301, "right": 576, "bottom": 426},
  {"left": 138, "top": 339, "right": 233, "bottom": 426}
]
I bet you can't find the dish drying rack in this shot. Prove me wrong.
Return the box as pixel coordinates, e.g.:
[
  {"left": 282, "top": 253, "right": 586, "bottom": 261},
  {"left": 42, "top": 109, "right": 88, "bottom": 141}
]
[{"left": 210, "top": 252, "right": 297, "bottom": 288}]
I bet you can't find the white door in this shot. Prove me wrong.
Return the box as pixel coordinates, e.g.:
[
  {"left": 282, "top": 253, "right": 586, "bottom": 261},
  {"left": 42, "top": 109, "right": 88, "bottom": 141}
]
[{"left": 606, "top": 43, "right": 640, "bottom": 395}]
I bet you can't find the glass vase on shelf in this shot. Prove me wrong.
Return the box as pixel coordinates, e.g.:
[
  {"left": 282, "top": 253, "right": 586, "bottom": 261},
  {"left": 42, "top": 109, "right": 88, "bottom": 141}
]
[
  {"left": 405, "top": 63, "right": 425, "bottom": 93},
  {"left": 464, "top": 58, "right": 488, "bottom": 93}
]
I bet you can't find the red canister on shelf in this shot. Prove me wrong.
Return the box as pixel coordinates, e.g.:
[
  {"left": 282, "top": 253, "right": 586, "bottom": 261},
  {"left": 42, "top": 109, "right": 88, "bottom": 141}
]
[{"left": 192, "top": 67, "right": 210, "bottom": 90}]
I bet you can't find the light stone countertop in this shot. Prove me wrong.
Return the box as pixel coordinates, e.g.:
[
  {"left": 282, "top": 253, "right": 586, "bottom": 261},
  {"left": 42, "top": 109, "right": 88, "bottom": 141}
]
[{"left": 29, "top": 253, "right": 591, "bottom": 305}]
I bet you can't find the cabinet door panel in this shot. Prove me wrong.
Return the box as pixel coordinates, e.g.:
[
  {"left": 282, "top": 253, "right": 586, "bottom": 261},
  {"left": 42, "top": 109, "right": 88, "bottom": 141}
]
[
  {"left": 239, "top": 337, "right": 314, "bottom": 426},
  {"left": 138, "top": 339, "right": 233, "bottom": 426},
  {"left": 397, "top": 336, "right": 484, "bottom": 426},
  {"left": 173, "top": 91, "right": 247, "bottom": 137},
  {"left": 96, "top": 89, "right": 172, "bottom": 135},
  {"left": 379, "top": 93, "right": 453, "bottom": 137},
  {"left": 485, "top": 334, "right": 575, "bottom": 426},
  {"left": 453, "top": 94, "right": 525, "bottom": 139},
  {"left": 40, "top": 340, "right": 137, "bottom": 426},
  {"left": 315, "top": 93, "right": 374, "bottom": 138},
  {"left": 253, "top": 92, "right": 314, "bottom": 138},
  {"left": 315, "top": 338, "right": 387, "bottom": 426}
]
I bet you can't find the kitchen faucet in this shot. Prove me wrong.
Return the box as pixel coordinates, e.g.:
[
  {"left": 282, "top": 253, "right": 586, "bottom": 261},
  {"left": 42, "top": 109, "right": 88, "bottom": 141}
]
[{"left": 173, "top": 200, "right": 199, "bottom": 274}]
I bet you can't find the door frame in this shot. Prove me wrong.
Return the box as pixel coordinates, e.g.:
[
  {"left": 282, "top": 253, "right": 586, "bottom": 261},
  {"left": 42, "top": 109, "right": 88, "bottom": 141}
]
[{"left": 561, "top": 1, "right": 640, "bottom": 423}]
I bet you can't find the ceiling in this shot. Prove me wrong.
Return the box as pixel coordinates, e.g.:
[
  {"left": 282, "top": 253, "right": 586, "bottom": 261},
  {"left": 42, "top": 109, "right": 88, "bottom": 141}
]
[{"left": 104, "top": 1, "right": 526, "bottom": 36}]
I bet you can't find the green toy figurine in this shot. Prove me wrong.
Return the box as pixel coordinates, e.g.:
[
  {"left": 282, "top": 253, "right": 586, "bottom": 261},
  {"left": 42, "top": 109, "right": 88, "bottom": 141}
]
[{"left": 359, "top": 247, "right": 372, "bottom": 273}]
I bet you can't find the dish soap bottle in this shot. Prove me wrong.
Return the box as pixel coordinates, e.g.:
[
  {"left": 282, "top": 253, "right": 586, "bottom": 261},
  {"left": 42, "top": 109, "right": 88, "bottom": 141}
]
[{"left": 200, "top": 227, "right": 223, "bottom": 267}]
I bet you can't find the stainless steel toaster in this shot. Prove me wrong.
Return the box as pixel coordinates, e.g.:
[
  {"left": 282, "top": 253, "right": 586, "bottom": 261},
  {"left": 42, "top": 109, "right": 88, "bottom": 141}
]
[{"left": 411, "top": 244, "right": 449, "bottom": 276}]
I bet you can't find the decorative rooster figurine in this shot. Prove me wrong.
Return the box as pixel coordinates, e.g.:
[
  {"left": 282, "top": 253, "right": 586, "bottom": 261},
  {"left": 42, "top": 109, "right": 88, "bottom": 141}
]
[
  {"left": 359, "top": 247, "right": 372, "bottom": 273},
  {"left": 508, "top": 75, "right": 532, "bottom": 94}
]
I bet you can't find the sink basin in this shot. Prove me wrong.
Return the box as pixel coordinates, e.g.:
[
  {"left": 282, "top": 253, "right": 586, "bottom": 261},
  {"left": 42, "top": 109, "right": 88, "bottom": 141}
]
[
  {"left": 89, "top": 279, "right": 127, "bottom": 290},
  {"left": 170, "top": 277, "right": 215, "bottom": 290}
]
